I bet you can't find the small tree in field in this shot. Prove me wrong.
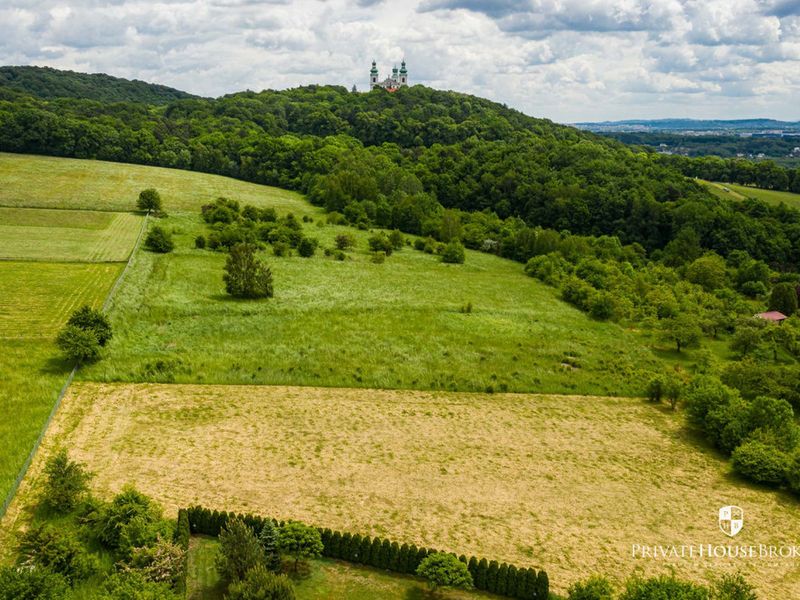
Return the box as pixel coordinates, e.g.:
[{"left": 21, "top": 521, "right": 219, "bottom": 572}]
[
  {"left": 258, "top": 520, "right": 281, "bottom": 572},
  {"left": 41, "top": 449, "right": 92, "bottom": 513},
  {"left": 144, "top": 226, "right": 174, "bottom": 253},
  {"left": 224, "top": 243, "right": 274, "bottom": 299},
  {"left": 56, "top": 325, "right": 100, "bottom": 364},
  {"left": 441, "top": 241, "right": 465, "bottom": 264},
  {"left": 769, "top": 282, "right": 798, "bottom": 316},
  {"left": 137, "top": 189, "right": 162, "bottom": 212},
  {"left": 277, "top": 522, "right": 323, "bottom": 572},
  {"left": 216, "top": 519, "right": 265, "bottom": 582},
  {"left": 416, "top": 553, "right": 473, "bottom": 592},
  {"left": 66, "top": 305, "right": 112, "bottom": 346},
  {"left": 660, "top": 314, "right": 702, "bottom": 352}
]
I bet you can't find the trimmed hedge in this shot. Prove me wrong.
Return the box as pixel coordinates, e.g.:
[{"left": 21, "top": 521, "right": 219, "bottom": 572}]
[{"left": 186, "top": 506, "right": 549, "bottom": 599}]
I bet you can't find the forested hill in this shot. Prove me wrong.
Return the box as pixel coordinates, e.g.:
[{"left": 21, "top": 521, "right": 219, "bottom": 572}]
[
  {"left": 1, "top": 76, "right": 799, "bottom": 270},
  {"left": 0, "top": 66, "right": 197, "bottom": 104}
]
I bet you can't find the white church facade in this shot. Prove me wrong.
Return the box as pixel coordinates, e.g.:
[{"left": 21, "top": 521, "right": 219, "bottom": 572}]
[{"left": 370, "top": 60, "right": 408, "bottom": 91}]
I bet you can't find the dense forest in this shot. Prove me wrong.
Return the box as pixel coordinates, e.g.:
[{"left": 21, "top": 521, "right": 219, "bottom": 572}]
[{"left": 0, "top": 66, "right": 197, "bottom": 104}]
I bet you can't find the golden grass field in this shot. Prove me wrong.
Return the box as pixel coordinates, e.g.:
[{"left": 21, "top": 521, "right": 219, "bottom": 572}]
[{"left": 7, "top": 382, "right": 800, "bottom": 596}]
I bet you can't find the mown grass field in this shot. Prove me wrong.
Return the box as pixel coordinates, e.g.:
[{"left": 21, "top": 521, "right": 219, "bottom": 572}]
[
  {"left": 0, "top": 262, "right": 122, "bottom": 501},
  {"left": 187, "top": 536, "right": 495, "bottom": 600},
  {"left": 15, "top": 381, "right": 800, "bottom": 596},
  {"left": 702, "top": 180, "right": 800, "bottom": 209},
  {"left": 0, "top": 207, "right": 143, "bottom": 262},
  {"left": 0, "top": 152, "right": 311, "bottom": 215}
]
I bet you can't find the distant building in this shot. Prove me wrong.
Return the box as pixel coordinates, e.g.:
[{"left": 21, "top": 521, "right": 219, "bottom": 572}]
[
  {"left": 755, "top": 311, "right": 788, "bottom": 324},
  {"left": 370, "top": 60, "right": 408, "bottom": 92}
]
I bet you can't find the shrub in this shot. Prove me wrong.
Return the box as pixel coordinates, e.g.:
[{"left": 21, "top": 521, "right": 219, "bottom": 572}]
[
  {"left": 709, "top": 572, "right": 757, "bottom": 600},
  {"left": 96, "top": 486, "right": 164, "bottom": 552},
  {"left": 731, "top": 440, "right": 790, "bottom": 486},
  {"left": 195, "top": 235, "right": 206, "bottom": 249},
  {"left": 416, "top": 553, "right": 473, "bottom": 591},
  {"left": 127, "top": 537, "right": 186, "bottom": 584},
  {"left": 371, "top": 251, "right": 386, "bottom": 264},
  {"left": 66, "top": 305, "right": 112, "bottom": 346},
  {"left": 620, "top": 574, "right": 708, "bottom": 600},
  {"left": 217, "top": 518, "right": 265, "bottom": 582},
  {"left": 297, "top": 237, "right": 318, "bottom": 258},
  {"left": 17, "top": 525, "right": 97, "bottom": 583},
  {"left": 647, "top": 376, "right": 665, "bottom": 403},
  {"left": 272, "top": 241, "right": 290, "bottom": 257},
  {"left": 388, "top": 229, "right": 405, "bottom": 250},
  {"left": 224, "top": 243, "right": 274, "bottom": 299},
  {"left": 56, "top": 325, "right": 100, "bottom": 363},
  {"left": 441, "top": 241, "right": 465, "bottom": 264},
  {"left": 568, "top": 575, "right": 615, "bottom": 600},
  {"left": 367, "top": 233, "right": 393, "bottom": 255},
  {"left": 145, "top": 226, "right": 175, "bottom": 253},
  {"left": 226, "top": 565, "right": 296, "bottom": 600},
  {"left": 413, "top": 238, "right": 426, "bottom": 251},
  {"left": 589, "top": 292, "right": 615, "bottom": 320},
  {"left": 101, "top": 571, "right": 179, "bottom": 600},
  {"left": 0, "top": 566, "right": 67, "bottom": 600},
  {"left": 335, "top": 233, "right": 355, "bottom": 250},
  {"left": 41, "top": 449, "right": 92, "bottom": 513},
  {"left": 769, "top": 282, "right": 798, "bottom": 316},
  {"left": 137, "top": 188, "right": 162, "bottom": 212},
  {"left": 278, "top": 522, "right": 323, "bottom": 572}
]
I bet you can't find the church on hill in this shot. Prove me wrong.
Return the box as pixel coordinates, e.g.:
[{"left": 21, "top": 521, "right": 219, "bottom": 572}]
[{"left": 370, "top": 60, "right": 408, "bottom": 91}]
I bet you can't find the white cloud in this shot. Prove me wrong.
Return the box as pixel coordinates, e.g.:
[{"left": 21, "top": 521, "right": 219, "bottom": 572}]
[{"left": 0, "top": 0, "right": 798, "bottom": 121}]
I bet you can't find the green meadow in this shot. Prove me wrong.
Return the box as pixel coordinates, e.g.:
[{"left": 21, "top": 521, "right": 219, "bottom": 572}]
[
  {"left": 703, "top": 180, "right": 800, "bottom": 209},
  {"left": 0, "top": 261, "right": 121, "bottom": 500}
]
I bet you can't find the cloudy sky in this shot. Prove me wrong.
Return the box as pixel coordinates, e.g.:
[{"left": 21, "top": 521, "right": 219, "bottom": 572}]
[{"left": 1, "top": 0, "right": 799, "bottom": 122}]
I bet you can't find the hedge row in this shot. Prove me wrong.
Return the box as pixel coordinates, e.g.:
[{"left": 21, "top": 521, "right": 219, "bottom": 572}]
[
  {"left": 173, "top": 508, "right": 191, "bottom": 595},
  {"left": 185, "top": 506, "right": 549, "bottom": 599}
]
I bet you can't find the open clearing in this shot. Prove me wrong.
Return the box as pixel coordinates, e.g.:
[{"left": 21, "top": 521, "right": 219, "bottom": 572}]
[
  {"left": 0, "top": 152, "right": 311, "bottom": 215},
  {"left": 0, "top": 207, "right": 143, "bottom": 262},
  {"left": 702, "top": 180, "right": 800, "bottom": 209},
  {"left": 13, "top": 381, "right": 800, "bottom": 596}
]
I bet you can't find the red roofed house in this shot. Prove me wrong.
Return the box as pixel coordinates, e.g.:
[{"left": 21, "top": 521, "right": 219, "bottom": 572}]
[{"left": 755, "top": 311, "right": 788, "bottom": 324}]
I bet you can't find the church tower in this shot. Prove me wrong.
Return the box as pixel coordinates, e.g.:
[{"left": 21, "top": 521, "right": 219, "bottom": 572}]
[
  {"left": 370, "top": 60, "right": 379, "bottom": 89},
  {"left": 399, "top": 60, "right": 408, "bottom": 86}
]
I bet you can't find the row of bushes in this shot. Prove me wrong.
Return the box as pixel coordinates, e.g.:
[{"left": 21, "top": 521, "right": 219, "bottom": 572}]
[{"left": 186, "top": 506, "right": 549, "bottom": 599}]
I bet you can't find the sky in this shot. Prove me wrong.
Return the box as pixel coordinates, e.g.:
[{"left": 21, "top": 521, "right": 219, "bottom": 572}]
[{"left": 1, "top": 0, "right": 799, "bottom": 123}]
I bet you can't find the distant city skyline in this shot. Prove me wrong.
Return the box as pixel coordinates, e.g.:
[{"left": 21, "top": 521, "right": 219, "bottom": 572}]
[{"left": 1, "top": 0, "right": 798, "bottom": 123}]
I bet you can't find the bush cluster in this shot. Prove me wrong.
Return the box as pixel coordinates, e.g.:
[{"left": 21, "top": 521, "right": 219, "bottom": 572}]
[
  {"left": 56, "top": 305, "right": 112, "bottom": 364},
  {"left": 186, "top": 506, "right": 549, "bottom": 599}
]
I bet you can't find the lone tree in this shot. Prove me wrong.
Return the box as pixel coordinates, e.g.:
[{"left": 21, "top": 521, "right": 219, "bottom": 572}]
[
  {"left": 66, "top": 305, "right": 112, "bottom": 346},
  {"left": 216, "top": 518, "right": 265, "bottom": 582},
  {"left": 416, "top": 553, "right": 473, "bottom": 592},
  {"left": 41, "top": 449, "right": 92, "bottom": 513},
  {"left": 224, "top": 243, "right": 274, "bottom": 299},
  {"left": 258, "top": 520, "right": 282, "bottom": 572},
  {"left": 137, "top": 188, "right": 162, "bottom": 212},
  {"left": 56, "top": 325, "right": 101, "bottom": 364},
  {"left": 144, "top": 226, "right": 174, "bottom": 253},
  {"left": 277, "top": 522, "right": 323, "bottom": 572}
]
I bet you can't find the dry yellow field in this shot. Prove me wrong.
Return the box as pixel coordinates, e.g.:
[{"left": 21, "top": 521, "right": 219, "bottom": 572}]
[{"left": 8, "top": 382, "right": 800, "bottom": 596}]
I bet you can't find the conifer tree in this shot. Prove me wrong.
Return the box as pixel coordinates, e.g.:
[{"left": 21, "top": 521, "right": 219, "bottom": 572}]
[
  {"left": 340, "top": 533, "right": 352, "bottom": 560},
  {"left": 258, "top": 519, "right": 281, "bottom": 572},
  {"left": 524, "top": 568, "right": 538, "bottom": 600},
  {"left": 329, "top": 532, "right": 342, "bottom": 558},
  {"left": 507, "top": 565, "right": 519, "bottom": 597},
  {"left": 388, "top": 542, "right": 400, "bottom": 571},
  {"left": 536, "top": 570, "right": 549, "bottom": 600},
  {"left": 369, "top": 538, "right": 382, "bottom": 568},
  {"left": 358, "top": 536, "right": 372, "bottom": 565},
  {"left": 398, "top": 543, "right": 410, "bottom": 573},
  {"left": 407, "top": 544, "right": 419, "bottom": 573},
  {"left": 380, "top": 539, "right": 392, "bottom": 569},
  {"left": 474, "top": 558, "right": 488, "bottom": 590},
  {"left": 496, "top": 563, "right": 509, "bottom": 595},
  {"left": 486, "top": 560, "right": 499, "bottom": 593}
]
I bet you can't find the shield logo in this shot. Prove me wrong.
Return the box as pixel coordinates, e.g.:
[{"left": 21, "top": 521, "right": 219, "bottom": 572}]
[{"left": 719, "top": 506, "right": 744, "bottom": 537}]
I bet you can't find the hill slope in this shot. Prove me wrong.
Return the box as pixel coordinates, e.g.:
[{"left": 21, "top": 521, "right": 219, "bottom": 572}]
[{"left": 0, "top": 65, "right": 197, "bottom": 104}]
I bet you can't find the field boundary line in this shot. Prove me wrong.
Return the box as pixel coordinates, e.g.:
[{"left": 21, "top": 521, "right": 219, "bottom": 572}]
[{"left": 0, "top": 212, "right": 149, "bottom": 520}]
